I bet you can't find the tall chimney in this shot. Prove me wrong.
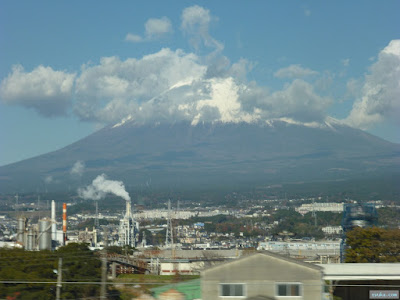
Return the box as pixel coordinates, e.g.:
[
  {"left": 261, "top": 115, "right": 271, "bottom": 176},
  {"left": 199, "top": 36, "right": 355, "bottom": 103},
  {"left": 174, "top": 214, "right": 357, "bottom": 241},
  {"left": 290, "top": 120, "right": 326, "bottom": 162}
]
[
  {"left": 51, "top": 200, "right": 56, "bottom": 241},
  {"left": 125, "top": 199, "right": 131, "bottom": 219},
  {"left": 62, "top": 203, "right": 67, "bottom": 245}
]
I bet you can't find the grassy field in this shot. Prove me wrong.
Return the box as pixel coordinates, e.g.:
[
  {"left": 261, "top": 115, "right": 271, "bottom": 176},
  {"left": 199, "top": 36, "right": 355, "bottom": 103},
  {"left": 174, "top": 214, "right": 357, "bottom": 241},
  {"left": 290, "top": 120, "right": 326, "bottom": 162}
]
[{"left": 113, "top": 274, "right": 200, "bottom": 299}]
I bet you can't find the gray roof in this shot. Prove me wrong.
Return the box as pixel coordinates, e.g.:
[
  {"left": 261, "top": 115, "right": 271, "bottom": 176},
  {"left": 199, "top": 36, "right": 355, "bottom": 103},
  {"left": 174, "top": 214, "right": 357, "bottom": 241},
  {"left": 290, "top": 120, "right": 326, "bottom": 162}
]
[
  {"left": 318, "top": 263, "right": 400, "bottom": 280},
  {"left": 140, "top": 249, "right": 242, "bottom": 259},
  {"left": 202, "top": 250, "right": 323, "bottom": 274}
]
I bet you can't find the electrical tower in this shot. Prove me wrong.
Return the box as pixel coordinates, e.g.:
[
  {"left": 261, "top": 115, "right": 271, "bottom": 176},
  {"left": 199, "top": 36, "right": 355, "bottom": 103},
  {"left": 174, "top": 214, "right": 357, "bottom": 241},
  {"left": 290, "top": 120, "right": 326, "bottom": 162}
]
[{"left": 165, "top": 200, "right": 174, "bottom": 248}]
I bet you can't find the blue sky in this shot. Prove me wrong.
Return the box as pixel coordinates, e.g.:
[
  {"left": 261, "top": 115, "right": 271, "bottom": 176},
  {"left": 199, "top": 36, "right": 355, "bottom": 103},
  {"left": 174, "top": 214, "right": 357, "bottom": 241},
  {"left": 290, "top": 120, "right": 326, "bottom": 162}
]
[{"left": 0, "top": 1, "right": 399, "bottom": 166}]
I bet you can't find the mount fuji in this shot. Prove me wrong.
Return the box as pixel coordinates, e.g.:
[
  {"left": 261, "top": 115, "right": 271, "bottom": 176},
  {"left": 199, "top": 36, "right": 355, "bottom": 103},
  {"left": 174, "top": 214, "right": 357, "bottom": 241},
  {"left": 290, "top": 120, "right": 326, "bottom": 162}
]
[{"left": 0, "top": 117, "right": 399, "bottom": 193}]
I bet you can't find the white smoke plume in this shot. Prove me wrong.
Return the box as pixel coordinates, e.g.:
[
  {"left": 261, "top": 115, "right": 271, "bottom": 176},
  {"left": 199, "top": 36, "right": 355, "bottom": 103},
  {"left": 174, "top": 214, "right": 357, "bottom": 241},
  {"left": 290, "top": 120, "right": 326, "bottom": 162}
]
[
  {"left": 44, "top": 175, "right": 53, "bottom": 184},
  {"left": 78, "top": 174, "right": 130, "bottom": 201},
  {"left": 70, "top": 160, "right": 85, "bottom": 177}
]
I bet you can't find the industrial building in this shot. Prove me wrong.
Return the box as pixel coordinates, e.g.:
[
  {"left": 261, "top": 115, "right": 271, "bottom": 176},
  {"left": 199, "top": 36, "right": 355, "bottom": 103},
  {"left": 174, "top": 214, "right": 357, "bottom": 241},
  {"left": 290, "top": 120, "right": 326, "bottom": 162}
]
[
  {"left": 118, "top": 199, "right": 139, "bottom": 248},
  {"left": 14, "top": 200, "right": 68, "bottom": 251}
]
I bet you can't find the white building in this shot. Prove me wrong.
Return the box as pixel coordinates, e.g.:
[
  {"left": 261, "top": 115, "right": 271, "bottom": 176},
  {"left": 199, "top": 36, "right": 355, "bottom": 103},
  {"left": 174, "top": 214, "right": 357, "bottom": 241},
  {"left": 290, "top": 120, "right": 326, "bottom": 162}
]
[
  {"left": 133, "top": 210, "right": 196, "bottom": 220},
  {"left": 296, "top": 202, "right": 344, "bottom": 215},
  {"left": 322, "top": 226, "right": 343, "bottom": 235}
]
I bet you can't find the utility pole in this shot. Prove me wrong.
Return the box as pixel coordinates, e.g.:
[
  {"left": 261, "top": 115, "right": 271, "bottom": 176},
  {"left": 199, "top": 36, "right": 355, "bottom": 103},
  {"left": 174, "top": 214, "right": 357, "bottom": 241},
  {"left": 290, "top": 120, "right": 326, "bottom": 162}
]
[
  {"left": 56, "top": 257, "right": 62, "bottom": 300},
  {"left": 100, "top": 228, "right": 108, "bottom": 299}
]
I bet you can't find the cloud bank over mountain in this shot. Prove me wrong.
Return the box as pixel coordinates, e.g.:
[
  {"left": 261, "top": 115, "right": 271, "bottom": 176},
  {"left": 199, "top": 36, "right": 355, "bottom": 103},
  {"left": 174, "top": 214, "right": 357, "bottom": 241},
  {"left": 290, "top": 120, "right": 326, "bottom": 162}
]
[
  {"left": 0, "top": 5, "right": 398, "bottom": 131},
  {"left": 345, "top": 40, "right": 400, "bottom": 129}
]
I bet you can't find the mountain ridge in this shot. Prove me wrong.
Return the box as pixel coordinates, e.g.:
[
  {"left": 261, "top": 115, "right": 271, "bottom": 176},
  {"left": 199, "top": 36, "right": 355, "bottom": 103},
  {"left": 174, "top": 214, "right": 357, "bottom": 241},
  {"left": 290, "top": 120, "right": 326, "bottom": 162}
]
[{"left": 0, "top": 119, "right": 399, "bottom": 193}]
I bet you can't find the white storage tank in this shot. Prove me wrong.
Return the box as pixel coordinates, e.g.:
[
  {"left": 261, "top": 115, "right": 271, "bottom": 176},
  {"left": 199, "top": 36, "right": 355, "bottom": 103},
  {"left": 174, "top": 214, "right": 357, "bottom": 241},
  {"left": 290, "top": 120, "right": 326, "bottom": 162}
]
[{"left": 38, "top": 219, "right": 51, "bottom": 250}]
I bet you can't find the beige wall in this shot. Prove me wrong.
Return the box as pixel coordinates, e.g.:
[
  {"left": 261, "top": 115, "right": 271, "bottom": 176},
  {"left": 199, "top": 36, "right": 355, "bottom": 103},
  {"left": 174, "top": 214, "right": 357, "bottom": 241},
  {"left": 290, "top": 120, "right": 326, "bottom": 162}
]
[{"left": 201, "top": 253, "right": 323, "bottom": 300}]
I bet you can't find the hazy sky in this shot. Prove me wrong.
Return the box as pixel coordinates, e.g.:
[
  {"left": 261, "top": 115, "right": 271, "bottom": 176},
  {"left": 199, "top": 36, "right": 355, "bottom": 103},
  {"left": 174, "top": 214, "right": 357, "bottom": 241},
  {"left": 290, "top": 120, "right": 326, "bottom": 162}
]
[{"left": 0, "top": 1, "right": 399, "bottom": 166}]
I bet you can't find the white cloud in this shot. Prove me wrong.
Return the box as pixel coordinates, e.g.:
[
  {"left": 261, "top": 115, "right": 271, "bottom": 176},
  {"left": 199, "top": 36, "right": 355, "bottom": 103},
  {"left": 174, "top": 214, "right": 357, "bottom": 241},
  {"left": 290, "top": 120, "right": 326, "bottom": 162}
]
[
  {"left": 239, "top": 79, "right": 331, "bottom": 122},
  {"left": 342, "top": 58, "right": 350, "bottom": 67},
  {"left": 71, "top": 45, "right": 331, "bottom": 126},
  {"left": 125, "top": 33, "right": 143, "bottom": 42},
  {"left": 304, "top": 9, "right": 311, "bottom": 17},
  {"left": 145, "top": 17, "right": 173, "bottom": 38},
  {"left": 181, "top": 5, "right": 223, "bottom": 51},
  {"left": 345, "top": 78, "right": 362, "bottom": 100},
  {"left": 74, "top": 49, "right": 207, "bottom": 123},
  {"left": 0, "top": 47, "right": 332, "bottom": 127},
  {"left": 345, "top": 40, "right": 400, "bottom": 129},
  {"left": 315, "top": 71, "right": 334, "bottom": 92},
  {"left": 0, "top": 65, "right": 75, "bottom": 116},
  {"left": 1, "top": 5, "right": 335, "bottom": 127},
  {"left": 274, "top": 64, "right": 318, "bottom": 79},
  {"left": 126, "top": 17, "right": 172, "bottom": 43}
]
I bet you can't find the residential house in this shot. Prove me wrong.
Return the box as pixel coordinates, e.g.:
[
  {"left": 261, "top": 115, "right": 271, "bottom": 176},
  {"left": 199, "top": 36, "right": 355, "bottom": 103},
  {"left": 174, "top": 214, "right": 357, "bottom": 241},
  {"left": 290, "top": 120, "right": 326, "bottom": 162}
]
[{"left": 201, "top": 251, "right": 325, "bottom": 300}]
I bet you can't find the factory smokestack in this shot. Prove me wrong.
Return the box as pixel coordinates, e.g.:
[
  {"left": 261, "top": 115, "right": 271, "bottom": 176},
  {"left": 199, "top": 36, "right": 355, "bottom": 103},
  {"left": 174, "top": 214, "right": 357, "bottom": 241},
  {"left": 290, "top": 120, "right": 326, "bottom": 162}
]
[
  {"left": 51, "top": 200, "right": 56, "bottom": 241},
  {"left": 63, "top": 203, "right": 67, "bottom": 245}
]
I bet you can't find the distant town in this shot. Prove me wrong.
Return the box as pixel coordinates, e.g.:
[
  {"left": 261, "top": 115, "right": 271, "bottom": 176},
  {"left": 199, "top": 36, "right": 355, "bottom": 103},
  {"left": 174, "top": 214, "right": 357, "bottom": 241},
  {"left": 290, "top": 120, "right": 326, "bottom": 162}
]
[{"left": 1, "top": 187, "right": 400, "bottom": 300}]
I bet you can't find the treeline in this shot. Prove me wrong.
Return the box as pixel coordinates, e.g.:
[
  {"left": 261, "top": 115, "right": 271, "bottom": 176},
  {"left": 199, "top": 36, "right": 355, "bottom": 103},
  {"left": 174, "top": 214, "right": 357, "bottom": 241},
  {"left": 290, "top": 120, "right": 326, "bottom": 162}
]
[
  {"left": 345, "top": 227, "right": 400, "bottom": 263},
  {"left": 0, "top": 243, "right": 120, "bottom": 300}
]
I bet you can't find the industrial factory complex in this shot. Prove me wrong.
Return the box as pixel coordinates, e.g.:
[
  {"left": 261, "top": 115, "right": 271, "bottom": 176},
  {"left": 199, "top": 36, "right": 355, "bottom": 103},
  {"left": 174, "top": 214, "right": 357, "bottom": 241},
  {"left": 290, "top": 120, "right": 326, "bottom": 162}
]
[
  {"left": 6, "top": 198, "right": 140, "bottom": 251},
  {"left": 0, "top": 197, "right": 391, "bottom": 259}
]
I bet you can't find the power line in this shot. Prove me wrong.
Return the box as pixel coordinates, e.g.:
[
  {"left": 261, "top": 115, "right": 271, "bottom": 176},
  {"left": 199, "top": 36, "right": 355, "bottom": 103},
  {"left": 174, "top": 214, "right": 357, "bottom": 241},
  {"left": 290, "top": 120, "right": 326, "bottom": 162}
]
[{"left": 0, "top": 281, "right": 399, "bottom": 288}]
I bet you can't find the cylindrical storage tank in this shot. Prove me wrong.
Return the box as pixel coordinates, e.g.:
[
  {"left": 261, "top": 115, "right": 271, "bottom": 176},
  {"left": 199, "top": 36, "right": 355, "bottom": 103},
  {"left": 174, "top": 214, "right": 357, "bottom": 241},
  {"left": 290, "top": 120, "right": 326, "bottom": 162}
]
[
  {"left": 39, "top": 219, "right": 51, "bottom": 250},
  {"left": 17, "top": 218, "right": 25, "bottom": 244},
  {"left": 26, "top": 228, "right": 34, "bottom": 250}
]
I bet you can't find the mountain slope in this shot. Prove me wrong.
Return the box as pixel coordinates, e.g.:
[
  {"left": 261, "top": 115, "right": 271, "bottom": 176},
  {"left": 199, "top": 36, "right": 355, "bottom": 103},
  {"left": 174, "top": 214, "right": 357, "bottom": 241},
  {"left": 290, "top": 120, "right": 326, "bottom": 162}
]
[{"left": 1, "top": 119, "right": 399, "bottom": 192}]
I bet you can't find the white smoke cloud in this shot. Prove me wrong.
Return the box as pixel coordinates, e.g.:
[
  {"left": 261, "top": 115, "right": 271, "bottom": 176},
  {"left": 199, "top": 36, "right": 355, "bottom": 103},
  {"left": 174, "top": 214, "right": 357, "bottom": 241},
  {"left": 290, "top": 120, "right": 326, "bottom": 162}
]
[
  {"left": 78, "top": 174, "right": 130, "bottom": 201},
  {"left": 345, "top": 39, "right": 400, "bottom": 129},
  {"left": 0, "top": 65, "right": 75, "bottom": 116},
  {"left": 70, "top": 161, "right": 85, "bottom": 177},
  {"left": 44, "top": 175, "right": 53, "bottom": 184}
]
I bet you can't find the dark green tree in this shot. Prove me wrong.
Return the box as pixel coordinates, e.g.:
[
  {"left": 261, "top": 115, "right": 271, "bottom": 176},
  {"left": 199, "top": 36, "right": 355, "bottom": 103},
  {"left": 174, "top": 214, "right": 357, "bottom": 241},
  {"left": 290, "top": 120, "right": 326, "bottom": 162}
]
[
  {"left": 56, "top": 243, "right": 101, "bottom": 299},
  {"left": 345, "top": 227, "right": 400, "bottom": 263},
  {"left": 0, "top": 243, "right": 121, "bottom": 299},
  {"left": 0, "top": 249, "right": 57, "bottom": 299}
]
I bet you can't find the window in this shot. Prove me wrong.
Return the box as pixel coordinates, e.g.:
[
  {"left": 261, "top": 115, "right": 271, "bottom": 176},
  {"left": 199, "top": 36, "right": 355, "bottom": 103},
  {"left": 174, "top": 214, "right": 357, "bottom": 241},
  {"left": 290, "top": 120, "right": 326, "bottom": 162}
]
[
  {"left": 220, "top": 283, "right": 245, "bottom": 297},
  {"left": 276, "top": 283, "right": 302, "bottom": 296}
]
